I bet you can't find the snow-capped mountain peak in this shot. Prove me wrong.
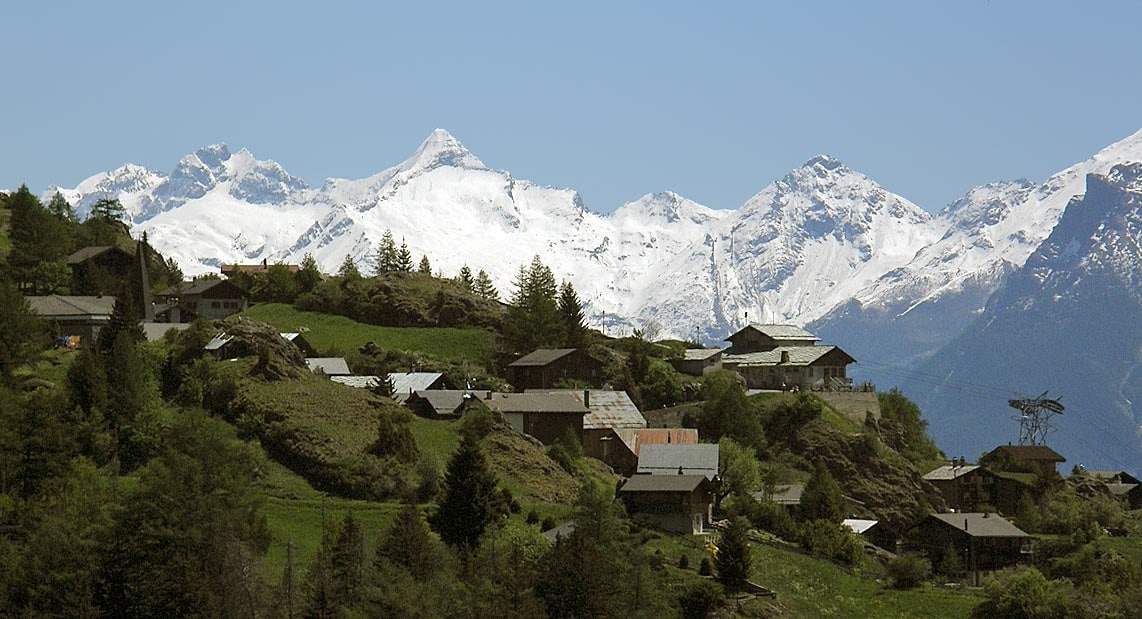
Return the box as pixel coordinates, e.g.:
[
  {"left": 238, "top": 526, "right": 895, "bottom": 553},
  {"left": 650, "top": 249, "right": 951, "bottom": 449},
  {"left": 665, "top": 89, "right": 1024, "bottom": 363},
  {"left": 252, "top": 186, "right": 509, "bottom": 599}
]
[{"left": 398, "top": 128, "right": 486, "bottom": 173}]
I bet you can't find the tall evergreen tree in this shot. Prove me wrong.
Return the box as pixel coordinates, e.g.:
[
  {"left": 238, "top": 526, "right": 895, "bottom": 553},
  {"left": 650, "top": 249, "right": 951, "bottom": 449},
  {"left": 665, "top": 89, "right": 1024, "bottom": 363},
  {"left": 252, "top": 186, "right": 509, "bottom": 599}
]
[
  {"left": 375, "top": 504, "right": 448, "bottom": 581},
  {"left": 6, "top": 185, "right": 70, "bottom": 291},
  {"left": 373, "top": 230, "right": 398, "bottom": 275},
  {"left": 46, "top": 191, "right": 76, "bottom": 221},
  {"left": 800, "top": 464, "right": 846, "bottom": 524},
  {"left": 297, "top": 252, "right": 323, "bottom": 293},
  {"left": 715, "top": 517, "right": 753, "bottom": 591},
  {"left": 83, "top": 198, "right": 130, "bottom": 246},
  {"left": 396, "top": 239, "right": 414, "bottom": 272},
  {"left": 557, "top": 280, "right": 589, "bottom": 348},
  {"left": 503, "top": 256, "right": 561, "bottom": 353},
  {"left": 338, "top": 254, "right": 361, "bottom": 280},
  {"left": 429, "top": 434, "right": 503, "bottom": 549},
  {"left": 0, "top": 278, "right": 47, "bottom": 379},
  {"left": 473, "top": 269, "right": 498, "bottom": 301},
  {"left": 417, "top": 254, "right": 432, "bottom": 274},
  {"left": 458, "top": 265, "right": 474, "bottom": 290}
]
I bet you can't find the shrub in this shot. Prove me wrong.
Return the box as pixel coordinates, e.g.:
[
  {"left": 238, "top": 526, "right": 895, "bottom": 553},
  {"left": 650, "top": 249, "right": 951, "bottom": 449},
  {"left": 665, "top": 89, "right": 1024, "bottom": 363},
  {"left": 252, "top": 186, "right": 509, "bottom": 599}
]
[
  {"left": 677, "top": 580, "right": 723, "bottom": 619},
  {"left": 526, "top": 510, "right": 540, "bottom": 525},
  {"left": 886, "top": 554, "right": 931, "bottom": 589},
  {"left": 698, "top": 557, "right": 713, "bottom": 576},
  {"left": 678, "top": 554, "right": 690, "bottom": 570}
]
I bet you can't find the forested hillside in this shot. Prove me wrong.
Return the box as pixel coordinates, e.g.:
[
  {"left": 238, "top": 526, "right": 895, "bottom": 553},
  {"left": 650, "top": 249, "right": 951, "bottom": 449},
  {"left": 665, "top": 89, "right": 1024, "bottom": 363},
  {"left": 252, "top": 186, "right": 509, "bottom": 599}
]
[{"left": 0, "top": 189, "right": 1138, "bottom": 618}]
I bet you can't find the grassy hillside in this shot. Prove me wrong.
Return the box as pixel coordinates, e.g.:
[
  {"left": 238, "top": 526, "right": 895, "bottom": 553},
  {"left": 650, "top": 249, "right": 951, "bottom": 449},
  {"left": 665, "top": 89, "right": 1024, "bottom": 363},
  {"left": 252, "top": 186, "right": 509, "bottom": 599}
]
[
  {"left": 645, "top": 533, "right": 984, "bottom": 618},
  {"left": 241, "top": 303, "right": 493, "bottom": 365}
]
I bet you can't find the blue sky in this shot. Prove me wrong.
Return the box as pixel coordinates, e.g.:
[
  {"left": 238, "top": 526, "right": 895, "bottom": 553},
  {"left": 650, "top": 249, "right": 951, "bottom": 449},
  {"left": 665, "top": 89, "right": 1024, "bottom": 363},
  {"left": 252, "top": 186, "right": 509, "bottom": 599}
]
[{"left": 4, "top": 1, "right": 1142, "bottom": 214}]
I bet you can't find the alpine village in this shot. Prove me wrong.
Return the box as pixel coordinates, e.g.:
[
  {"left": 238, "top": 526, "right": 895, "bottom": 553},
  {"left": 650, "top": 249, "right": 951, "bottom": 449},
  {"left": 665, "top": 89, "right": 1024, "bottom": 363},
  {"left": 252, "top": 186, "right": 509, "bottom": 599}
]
[{"left": 1, "top": 188, "right": 1139, "bottom": 619}]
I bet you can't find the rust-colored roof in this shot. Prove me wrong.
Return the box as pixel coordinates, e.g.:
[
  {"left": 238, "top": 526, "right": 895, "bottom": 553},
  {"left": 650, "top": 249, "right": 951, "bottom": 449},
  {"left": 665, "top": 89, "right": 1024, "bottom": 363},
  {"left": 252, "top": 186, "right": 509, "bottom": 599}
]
[{"left": 613, "top": 428, "right": 698, "bottom": 456}]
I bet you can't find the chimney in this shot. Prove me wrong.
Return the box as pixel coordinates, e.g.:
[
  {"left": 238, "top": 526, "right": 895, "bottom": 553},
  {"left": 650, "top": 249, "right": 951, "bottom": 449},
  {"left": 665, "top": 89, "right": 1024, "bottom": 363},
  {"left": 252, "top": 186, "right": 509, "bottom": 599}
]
[
  {"left": 964, "top": 519, "right": 969, "bottom": 531},
  {"left": 583, "top": 389, "right": 590, "bottom": 409}
]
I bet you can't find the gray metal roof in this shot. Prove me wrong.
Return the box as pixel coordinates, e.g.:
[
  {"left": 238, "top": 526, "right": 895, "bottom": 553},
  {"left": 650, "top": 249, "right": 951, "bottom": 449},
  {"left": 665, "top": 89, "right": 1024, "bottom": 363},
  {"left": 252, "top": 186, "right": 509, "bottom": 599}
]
[
  {"left": 637, "top": 444, "right": 719, "bottom": 480},
  {"left": 729, "top": 324, "right": 820, "bottom": 342},
  {"left": 754, "top": 484, "right": 804, "bottom": 505},
  {"left": 330, "top": 375, "right": 381, "bottom": 389},
  {"left": 922, "top": 465, "right": 982, "bottom": 481},
  {"left": 843, "top": 518, "right": 879, "bottom": 534},
  {"left": 527, "top": 390, "right": 646, "bottom": 430},
  {"left": 205, "top": 335, "right": 232, "bottom": 351},
  {"left": 681, "top": 348, "right": 723, "bottom": 361},
  {"left": 484, "top": 392, "right": 587, "bottom": 414},
  {"left": 26, "top": 295, "right": 117, "bottom": 318},
  {"left": 508, "top": 348, "right": 578, "bottom": 367},
  {"left": 407, "top": 390, "right": 480, "bottom": 415},
  {"left": 306, "top": 357, "right": 352, "bottom": 376},
  {"left": 619, "top": 474, "right": 711, "bottom": 493},
  {"left": 389, "top": 373, "right": 446, "bottom": 399},
  {"left": 928, "top": 513, "right": 1029, "bottom": 538},
  {"left": 724, "top": 345, "right": 842, "bottom": 367},
  {"left": 140, "top": 322, "right": 191, "bottom": 341}
]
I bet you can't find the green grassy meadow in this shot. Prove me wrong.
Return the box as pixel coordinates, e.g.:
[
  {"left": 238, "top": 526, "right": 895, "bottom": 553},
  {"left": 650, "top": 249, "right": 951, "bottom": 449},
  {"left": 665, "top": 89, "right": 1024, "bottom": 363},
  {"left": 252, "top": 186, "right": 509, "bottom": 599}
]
[{"left": 241, "top": 303, "right": 493, "bottom": 364}]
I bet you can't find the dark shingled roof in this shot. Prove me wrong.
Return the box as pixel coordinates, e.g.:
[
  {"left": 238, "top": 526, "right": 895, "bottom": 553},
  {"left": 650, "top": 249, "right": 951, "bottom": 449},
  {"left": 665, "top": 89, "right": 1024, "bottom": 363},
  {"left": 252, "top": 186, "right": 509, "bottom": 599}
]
[
  {"left": 928, "top": 513, "right": 1030, "bottom": 538},
  {"left": 157, "top": 279, "right": 243, "bottom": 297},
  {"left": 507, "top": 349, "right": 578, "bottom": 367},
  {"left": 619, "top": 474, "right": 711, "bottom": 493},
  {"left": 988, "top": 445, "right": 1066, "bottom": 462},
  {"left": 483, "top": 392, "right": 588, "bottom": 414},
  {"left": 67, "top": 245, "right": 127, "bottom": 264},
  {"left": 727, "top": 324, "right": 820, "bottom": 342},
  {"left": 26, "top": 295, "right": 117, "bottom": 317}
]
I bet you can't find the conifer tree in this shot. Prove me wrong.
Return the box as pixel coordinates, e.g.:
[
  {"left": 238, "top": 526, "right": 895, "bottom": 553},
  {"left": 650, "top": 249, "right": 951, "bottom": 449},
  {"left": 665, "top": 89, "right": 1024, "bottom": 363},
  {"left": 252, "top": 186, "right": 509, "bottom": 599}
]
[
  {"left": 46, "top": 191, "right": 76, "bottom": 221},
  {"left": 297, "top": 253, "right": 322, "bottom": 293},
  {"left": 429, "top": 434, "right": 503, "bottom": 549},
  {"left": 800, "top": 464, "right": 846, "bottom": 524},
  {"left": 338, "top": 254, "right": 361, "bottom": 280},
  {"left": 373, "top": 229, "right": 398, "bottom": 275},
  {"left": 330, "top": 513, "right": 366, "bottom": 611},
  {"left": 418, "top": 255, "right": 432, "bottom": 274},
  {"left": 0, "top": 278, "right": 47, "bottom": 379},
  {"left": 473, "top": 269, "right": 498, "bottom": 301},
  {"left": 397, "top": 239, "right": 414, "bottom": 272},
  {"left": 503, "top": 256, "right": 560, "bottom": 352},
  {"left": 715, "top": 517, "right": 753, "bottom": 591},
  {"left": 557, "top": 280, "right": 589, "bottom": 348},
  {"left": 458, "top": 265, "right": 474, "bottom": 290},
  {"left": 375, "top": 504, "right": 448, "bottom": 581}
]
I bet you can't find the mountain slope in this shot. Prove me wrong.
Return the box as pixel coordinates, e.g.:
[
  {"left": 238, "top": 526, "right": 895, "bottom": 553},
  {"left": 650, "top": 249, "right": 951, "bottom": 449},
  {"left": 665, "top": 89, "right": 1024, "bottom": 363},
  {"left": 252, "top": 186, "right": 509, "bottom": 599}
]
[
  {"left": 901, "top": 164, "right": 1142, "bottom": 473},
  {"left": 811, "top": 129, "right": 1142, "bottom": 376}
]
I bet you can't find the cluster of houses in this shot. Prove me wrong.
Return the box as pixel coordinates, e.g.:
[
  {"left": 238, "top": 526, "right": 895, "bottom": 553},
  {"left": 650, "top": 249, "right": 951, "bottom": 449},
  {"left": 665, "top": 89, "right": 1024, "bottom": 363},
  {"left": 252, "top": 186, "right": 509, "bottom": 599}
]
[{"left": 26, "top": 248, "right": 1138, "bottom": 587}]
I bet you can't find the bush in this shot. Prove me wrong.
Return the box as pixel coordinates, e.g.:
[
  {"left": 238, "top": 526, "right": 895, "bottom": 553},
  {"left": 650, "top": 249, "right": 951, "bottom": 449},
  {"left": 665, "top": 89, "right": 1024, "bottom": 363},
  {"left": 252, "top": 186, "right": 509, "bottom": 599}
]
[
  {"left": 526, "top": 510, "right": 540, "bottom": 525},
  {"left": 677, "top": 580, "right": 723, "bottom": 619},
  {"left": 678, "top": 554, "right": 690, "bottom": 570},
  {"left": 698, "top": 557, "right": 713, "bottom": 576},
  {"left": 886, "top": 554, "right": 931, "bottom": 589}
]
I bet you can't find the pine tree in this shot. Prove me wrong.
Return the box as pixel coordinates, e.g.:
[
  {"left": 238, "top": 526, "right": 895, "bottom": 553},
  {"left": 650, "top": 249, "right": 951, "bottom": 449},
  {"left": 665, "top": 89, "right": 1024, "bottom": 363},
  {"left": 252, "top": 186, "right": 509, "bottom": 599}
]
[
  {"left": 6, "top": 185, "right": 70, "bottom": 291},
  {"left": 800, "top": 464, "right": 846, "bottom": 524},
  {"left": 338, "top": 254, "right": 361, "bottom": 280},
  {"left": 396, "top": 239, "right": 414, "bottom": 272},
  {"left": 503, "top": 256, "right": 561, "bottom": 353},
  {"left": 557, "top": 280, "right": 589, "bottom": 348},
  {"left": 297, "top": 253, "right": 322, "bottom": 293},
  {"left": 418, "top": 255, "right": 432, "bottom": 274},
  {"left": 429, "top": 434, "right": 503, "bottom": 549},
  {"left": 375, "top": 504, "right": 448, "bottom": 581},
  {"left": 46, "top": 191, "right": 76, "bottom": 221},
  {"left": 470, "top": 270, "right": 497, "bottom": 301},
  {"left": 373, "top": 229, "right": 398, "bottom": 275},
  {"left": 0, "top": 278, "right": 48, "bottom": 379},
  {"left": 458, "top": 265, "right": 474, "bottom": 290},
  {"left": 330, "top": 513, "right": 366, "bottom": 611},
  {"left": 715, "top": 517, "right": 753, "bottom": 591}
]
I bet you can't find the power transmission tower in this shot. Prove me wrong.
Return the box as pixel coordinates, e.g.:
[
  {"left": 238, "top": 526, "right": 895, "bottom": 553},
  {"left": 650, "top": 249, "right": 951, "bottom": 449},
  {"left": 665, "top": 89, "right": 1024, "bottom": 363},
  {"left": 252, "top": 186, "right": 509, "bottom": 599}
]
[{"left": 1008, "top": 391, "right": 1064, "bottom": 446}]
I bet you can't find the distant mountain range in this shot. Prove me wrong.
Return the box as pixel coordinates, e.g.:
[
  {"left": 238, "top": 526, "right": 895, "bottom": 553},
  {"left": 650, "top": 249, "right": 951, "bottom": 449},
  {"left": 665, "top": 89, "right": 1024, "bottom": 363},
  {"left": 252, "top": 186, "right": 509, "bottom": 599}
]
[{"left": 45, "top": 128, "right": 1142, "bottom": 473}]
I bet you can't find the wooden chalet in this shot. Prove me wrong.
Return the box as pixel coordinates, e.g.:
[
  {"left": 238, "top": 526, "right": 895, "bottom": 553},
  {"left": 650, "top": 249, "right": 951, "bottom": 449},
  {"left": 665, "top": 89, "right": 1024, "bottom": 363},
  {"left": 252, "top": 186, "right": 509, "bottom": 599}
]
[
  {"left": 721, "top": 324, "right": 856, "bottom": 390},
  {"left": 618, "top": 474, "right": 715, "bottom": 534},
  {"left": 405, "top": 390, "right": 483, "bottom": 420},
  {"left": 506, "top": 348, "right": 603, "bottom": 390},
  {"left": 67, "top": 246, "right": 134, "bottom": 296},
  {"left": 903, "top": 513, "right": 1032, "bottom": 586},
  {"left": 155, "top": 279, "right": 248, "bottom": 321},
  {"left": 981, "top": 445, "right": 1066, "bottom": 477},
  {"left": 607, "top": 428, "right": 698, "bottom": 477},
  {"left": 527, "top": 389, "right": 647, "bottom": 461},
  {"left": 637, "top": 443, "right": 719, "bottom": 481},
  {"left": 669, "top": 348, "right": 723, "bottom": 377},
  {"left": 483, "top": 392, "right": 588, "bottom": 445},
  {"left": 25, "top": 295, "right": 117, "bottom": 346}
]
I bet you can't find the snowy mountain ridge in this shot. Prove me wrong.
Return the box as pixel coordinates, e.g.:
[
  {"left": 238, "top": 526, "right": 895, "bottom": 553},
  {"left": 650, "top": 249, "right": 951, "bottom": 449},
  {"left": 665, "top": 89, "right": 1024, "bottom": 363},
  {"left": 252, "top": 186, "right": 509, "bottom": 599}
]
[{"left": 42, "top": 128, "right": 1142, "bottom": 345}]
